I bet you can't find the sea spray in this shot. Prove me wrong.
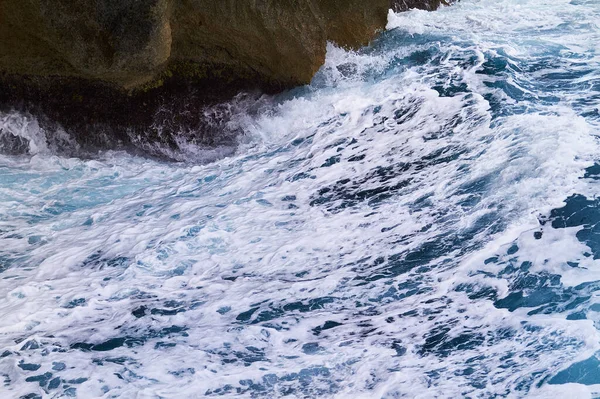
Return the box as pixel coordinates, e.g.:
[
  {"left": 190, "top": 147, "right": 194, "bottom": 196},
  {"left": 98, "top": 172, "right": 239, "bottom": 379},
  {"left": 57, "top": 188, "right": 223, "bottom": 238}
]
[{"left": 1, "top": 0, "right": 600, "bottom": 397}]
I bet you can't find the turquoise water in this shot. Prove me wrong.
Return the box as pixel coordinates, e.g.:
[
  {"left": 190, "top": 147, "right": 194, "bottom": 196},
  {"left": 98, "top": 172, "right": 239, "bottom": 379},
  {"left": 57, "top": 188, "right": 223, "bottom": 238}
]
[{"left": 1, "top": 0, "right": 600, "bottom": 397}]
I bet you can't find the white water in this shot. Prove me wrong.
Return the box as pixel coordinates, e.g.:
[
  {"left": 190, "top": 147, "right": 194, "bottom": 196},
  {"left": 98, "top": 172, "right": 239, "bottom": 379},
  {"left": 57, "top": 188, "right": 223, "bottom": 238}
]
[{"left": 1, "top": 0, "right": 600, "bottom": 397}]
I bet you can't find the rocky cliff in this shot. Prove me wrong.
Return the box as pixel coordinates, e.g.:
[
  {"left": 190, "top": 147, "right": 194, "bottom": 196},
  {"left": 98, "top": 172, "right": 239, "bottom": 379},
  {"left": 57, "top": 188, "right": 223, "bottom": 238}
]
[
  {"left": 0, "top": 0, "right": 450, "bottom": 90},
  {"left": 0, "top": 0, "right": 451, "bottom": 158},
  {"left": 1, "top": 0, "right": 394, "bottom": 90}
]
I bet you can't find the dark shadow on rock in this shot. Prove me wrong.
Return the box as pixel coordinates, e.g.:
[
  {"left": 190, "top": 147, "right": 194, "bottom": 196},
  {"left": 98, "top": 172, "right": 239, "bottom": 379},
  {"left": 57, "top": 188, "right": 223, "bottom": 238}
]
[{"left": 0, "top": 74, "right": 269, "bottom": 161}]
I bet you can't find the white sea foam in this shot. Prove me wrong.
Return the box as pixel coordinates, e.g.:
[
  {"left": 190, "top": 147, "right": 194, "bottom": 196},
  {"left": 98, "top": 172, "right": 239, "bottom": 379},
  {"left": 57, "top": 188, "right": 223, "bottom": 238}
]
[{"left": 1, "top": 0, "right": 600, "bottom": 397}]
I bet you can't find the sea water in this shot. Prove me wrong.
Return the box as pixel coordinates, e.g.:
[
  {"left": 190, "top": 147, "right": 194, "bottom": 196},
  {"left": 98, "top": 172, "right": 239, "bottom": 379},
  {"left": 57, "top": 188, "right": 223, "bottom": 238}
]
[{"left": 1, "top": 0, "right": 600, "bottom": 397}]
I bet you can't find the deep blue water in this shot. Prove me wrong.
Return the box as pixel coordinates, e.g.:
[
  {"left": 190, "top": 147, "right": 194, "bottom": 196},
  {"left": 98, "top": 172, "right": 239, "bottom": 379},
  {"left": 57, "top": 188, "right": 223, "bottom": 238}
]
[{"left": 1, "top": 0, "right": 600, "bottom": 397}]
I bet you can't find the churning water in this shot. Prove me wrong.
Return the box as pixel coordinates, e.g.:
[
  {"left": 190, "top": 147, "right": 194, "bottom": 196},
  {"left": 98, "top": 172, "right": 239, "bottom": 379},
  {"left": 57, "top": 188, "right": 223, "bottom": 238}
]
[{"left": 1, "top": 0, "right": 600, "bottom": 397}]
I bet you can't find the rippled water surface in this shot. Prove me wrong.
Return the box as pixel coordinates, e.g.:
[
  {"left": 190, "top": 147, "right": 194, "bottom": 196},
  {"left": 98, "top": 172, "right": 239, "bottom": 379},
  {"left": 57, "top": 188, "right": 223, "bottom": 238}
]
[{"left": 1, "top": 0, "right": 600, "bottom": 397}]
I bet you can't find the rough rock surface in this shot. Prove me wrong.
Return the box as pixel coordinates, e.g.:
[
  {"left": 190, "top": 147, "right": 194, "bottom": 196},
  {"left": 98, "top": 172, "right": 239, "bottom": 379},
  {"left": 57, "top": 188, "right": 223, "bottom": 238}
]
[
  {"left": 0, "top": 0, "right": 451, "bottom": 158},
  {"left": 0, "top": 0, "right": 172, "bottom": 88},
  {"left": 0, "top": 0, "right": 450, "bottom": 90},
  {"left": 0, "top": 0, "right": 400, "bottom": 90}
]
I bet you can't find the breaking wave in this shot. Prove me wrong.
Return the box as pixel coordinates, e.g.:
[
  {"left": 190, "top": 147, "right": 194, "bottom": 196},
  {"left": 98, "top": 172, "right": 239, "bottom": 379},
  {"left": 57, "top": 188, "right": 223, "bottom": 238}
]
[{"left": 1, "top": 0, "right": 600, "bottom": 397}]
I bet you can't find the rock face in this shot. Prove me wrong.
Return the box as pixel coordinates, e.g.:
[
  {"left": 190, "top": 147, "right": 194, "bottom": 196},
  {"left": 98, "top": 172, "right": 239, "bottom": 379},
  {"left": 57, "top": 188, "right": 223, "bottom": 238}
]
[
  {"left": 0, "top": 0, "right": 451, "bottom": 158},
  {"left": 0, "top": 0, "right": 398, "bottom": 90},
  {"left": 0, "top": 0, "right": 172, "bottom": 89},
  {"left": 0, "top": 0, "right": 448, "bottom": 91}
]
